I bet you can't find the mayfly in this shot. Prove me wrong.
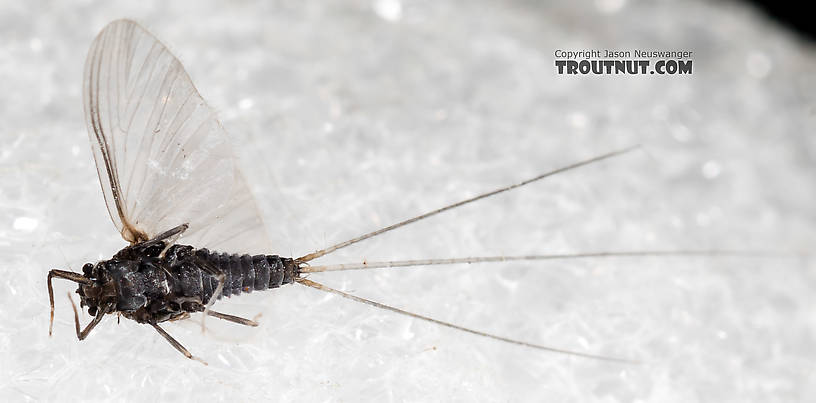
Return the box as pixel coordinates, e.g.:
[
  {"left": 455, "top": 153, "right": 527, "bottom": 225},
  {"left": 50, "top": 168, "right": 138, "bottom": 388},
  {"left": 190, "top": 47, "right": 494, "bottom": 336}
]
[{"left": 47, "top": 19, "right": 738, "bottom": 364}]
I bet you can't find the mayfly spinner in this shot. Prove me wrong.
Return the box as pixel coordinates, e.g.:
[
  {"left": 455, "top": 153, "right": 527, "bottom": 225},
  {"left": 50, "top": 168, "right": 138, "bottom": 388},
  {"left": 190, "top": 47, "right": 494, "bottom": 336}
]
[{"left": 47, "top": 19, "right": 728, "bottom": 364}]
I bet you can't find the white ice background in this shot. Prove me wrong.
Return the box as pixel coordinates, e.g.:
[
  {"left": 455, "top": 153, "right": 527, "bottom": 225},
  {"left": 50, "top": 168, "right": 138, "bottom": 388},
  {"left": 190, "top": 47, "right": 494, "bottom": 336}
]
[{"left": 1, "top": 1, "right": 815, "bottom": 402}]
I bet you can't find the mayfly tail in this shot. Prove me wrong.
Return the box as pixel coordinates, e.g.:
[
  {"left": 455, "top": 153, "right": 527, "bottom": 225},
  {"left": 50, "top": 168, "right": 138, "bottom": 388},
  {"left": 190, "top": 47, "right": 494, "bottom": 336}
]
[
  {"left": 301, "top": 249, "right": 801, "bottom": 273},
  {"left": 294, "top": 278, "right": 638, "bottom": 364},
  {"left": 297, "top": 145, "right": 641, "bottom": 262}
]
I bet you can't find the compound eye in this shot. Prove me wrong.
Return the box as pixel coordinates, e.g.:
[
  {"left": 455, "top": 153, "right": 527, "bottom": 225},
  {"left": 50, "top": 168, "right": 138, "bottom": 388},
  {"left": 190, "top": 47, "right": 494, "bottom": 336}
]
[
  {"left": 88, "top": 306, "right": 97, "bottom": 316},
  {"left": 82, "top": 263, "right": 94, "bottom": 277}
]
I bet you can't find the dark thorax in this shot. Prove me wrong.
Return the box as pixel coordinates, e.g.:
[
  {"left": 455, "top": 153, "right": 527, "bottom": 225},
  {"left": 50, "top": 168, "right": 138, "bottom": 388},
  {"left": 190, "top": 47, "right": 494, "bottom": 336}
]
[{"left": 79, "top": 242, "right": 206, "bottom": 324}]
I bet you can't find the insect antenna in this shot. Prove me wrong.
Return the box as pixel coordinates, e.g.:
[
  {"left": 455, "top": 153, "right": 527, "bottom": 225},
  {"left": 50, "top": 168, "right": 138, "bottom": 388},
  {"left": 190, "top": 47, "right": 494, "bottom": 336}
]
[
  {"left": 301, "top": 250, "right": 798, "bottom": 273},
  {"left": 297, "top": 145, "right": 641, "bottom": 263},
  {"left": 295, "top": 278, "right": 638, "bottom": 364}
]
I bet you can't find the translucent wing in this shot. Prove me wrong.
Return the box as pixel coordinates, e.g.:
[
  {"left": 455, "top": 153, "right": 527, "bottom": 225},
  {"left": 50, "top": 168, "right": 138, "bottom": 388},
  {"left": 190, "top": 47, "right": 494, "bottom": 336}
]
[{"left": 83, "top": 19, "right": 271, "bottom": 254}]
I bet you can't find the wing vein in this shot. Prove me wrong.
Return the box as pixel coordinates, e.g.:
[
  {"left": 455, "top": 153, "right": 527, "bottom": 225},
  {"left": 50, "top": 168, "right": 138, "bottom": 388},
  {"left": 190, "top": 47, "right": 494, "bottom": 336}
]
[{"left": 82, "top": 19, "right": 272, "bottom": 253}]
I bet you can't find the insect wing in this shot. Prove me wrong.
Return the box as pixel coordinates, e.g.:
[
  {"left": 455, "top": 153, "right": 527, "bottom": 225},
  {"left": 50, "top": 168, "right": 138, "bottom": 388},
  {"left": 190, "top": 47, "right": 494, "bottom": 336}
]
[{"left": 83, "top": 19, "right": 271, "bottom": 254}]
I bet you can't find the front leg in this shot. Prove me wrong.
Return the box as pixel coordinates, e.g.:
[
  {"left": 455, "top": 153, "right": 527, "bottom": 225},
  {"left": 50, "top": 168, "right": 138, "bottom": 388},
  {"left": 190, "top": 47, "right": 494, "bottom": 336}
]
[{"left": 48, "top": 269, "right": 92, "bottom": 336}]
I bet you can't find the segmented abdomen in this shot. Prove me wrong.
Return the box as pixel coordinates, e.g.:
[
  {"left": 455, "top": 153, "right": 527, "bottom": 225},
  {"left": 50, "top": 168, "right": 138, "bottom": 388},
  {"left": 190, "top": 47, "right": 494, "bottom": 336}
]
[{"left": 171, "top": 247, "right": 298, "bottom": 304}]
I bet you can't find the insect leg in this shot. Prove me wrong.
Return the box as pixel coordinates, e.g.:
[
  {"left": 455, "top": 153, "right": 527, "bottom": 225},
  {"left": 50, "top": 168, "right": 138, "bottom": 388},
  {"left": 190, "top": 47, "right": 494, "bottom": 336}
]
[
  {"left": 146, "top": 223, "right": 189, "bottom": 244},
  {"left": 295, "top": 278, "right": 637, "bottom": 364},
  {"left": 169, "top": 312, "right": 191, "bottom": 322},
  {"left": 47, "top": 269, "right": 92, "bottom": 336},
  {"left": 206, "top": 310, "right": 259, "bottom": 327},
  {"left": 140, "top": 223, "right": 190, "bottom": 257},
  {"left": 150, "top": 323, "right": 207, "bottom": 365},
  {"left": 67, "top": 294, "right": 107, "bottom": 340},
  {"left": 196, "top": 257, "right": 226, "bottom": 333}
]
